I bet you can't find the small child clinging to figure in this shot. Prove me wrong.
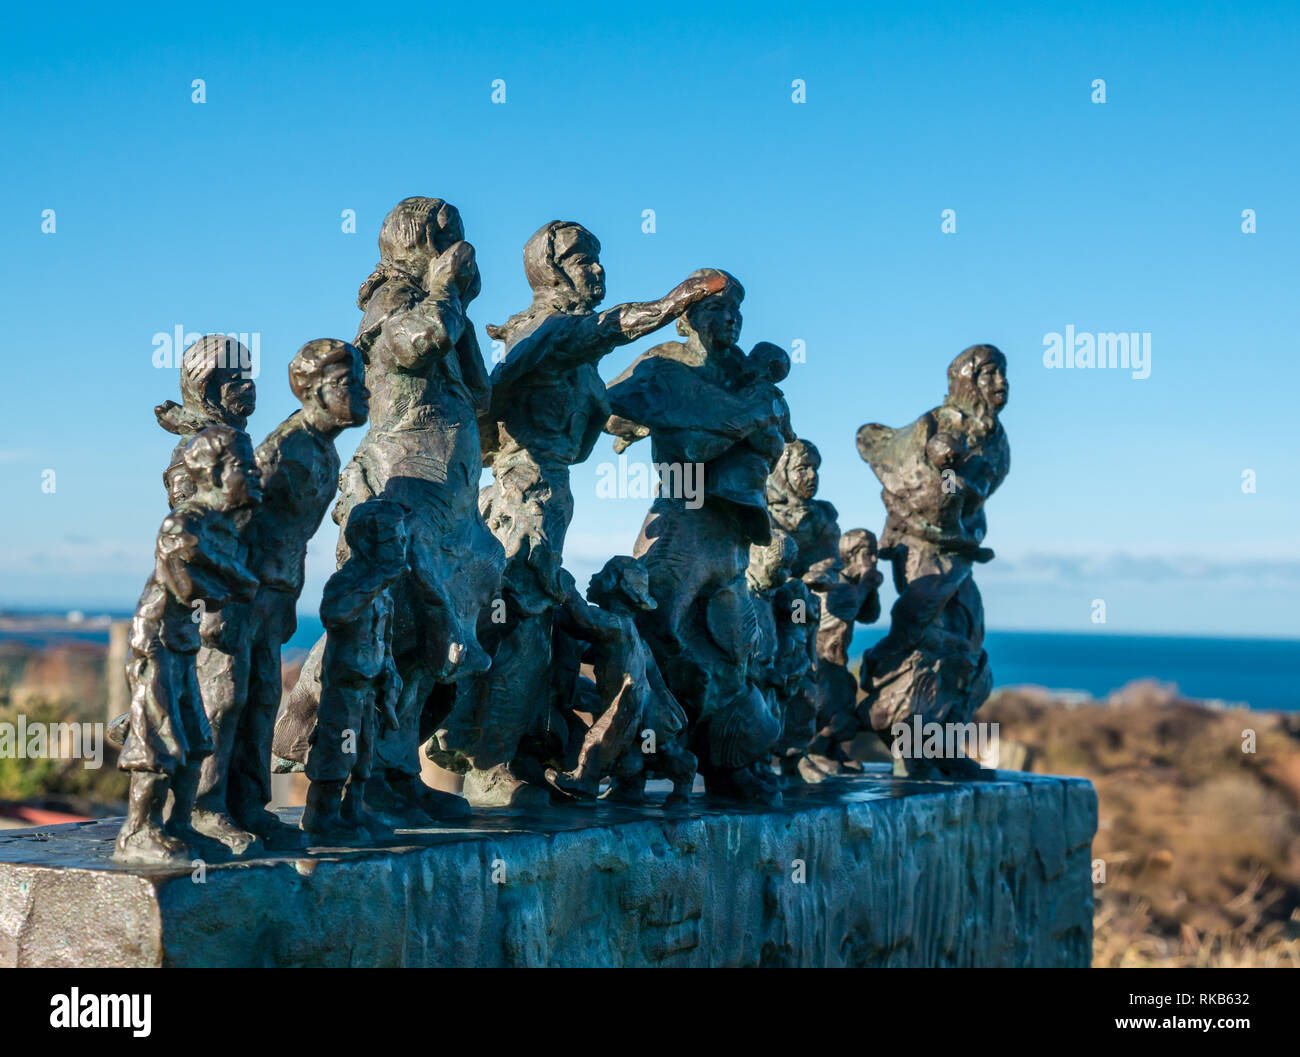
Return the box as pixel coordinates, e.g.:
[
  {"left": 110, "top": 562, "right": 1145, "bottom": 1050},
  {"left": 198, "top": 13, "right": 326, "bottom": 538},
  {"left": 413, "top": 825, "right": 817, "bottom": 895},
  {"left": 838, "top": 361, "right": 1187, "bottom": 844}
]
[
  {"left": 550, "top": 558, "right": 698, "bottom": 805},
  {"left": 114, "top": 425, "right": 262, "bottom": 865},
  {"left": 302, "top": 499, "right": 408, "bottom": 844},
  {"left": 732, "top": 341, "right": 796, "bottom": 466}
]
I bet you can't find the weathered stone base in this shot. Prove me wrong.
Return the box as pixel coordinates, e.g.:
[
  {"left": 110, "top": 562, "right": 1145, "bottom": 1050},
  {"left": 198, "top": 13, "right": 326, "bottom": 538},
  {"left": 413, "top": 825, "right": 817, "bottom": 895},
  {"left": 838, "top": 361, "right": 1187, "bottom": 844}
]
[{"left": 0, "top": 767, "right": 1096, "bottom": 967}]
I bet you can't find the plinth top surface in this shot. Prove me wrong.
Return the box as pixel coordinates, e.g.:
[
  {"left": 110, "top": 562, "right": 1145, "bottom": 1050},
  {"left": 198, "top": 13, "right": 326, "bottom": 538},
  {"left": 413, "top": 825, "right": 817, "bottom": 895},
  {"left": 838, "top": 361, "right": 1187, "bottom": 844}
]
[{"left": 0, "top": 766, "right": 1089, "bottom": 879}]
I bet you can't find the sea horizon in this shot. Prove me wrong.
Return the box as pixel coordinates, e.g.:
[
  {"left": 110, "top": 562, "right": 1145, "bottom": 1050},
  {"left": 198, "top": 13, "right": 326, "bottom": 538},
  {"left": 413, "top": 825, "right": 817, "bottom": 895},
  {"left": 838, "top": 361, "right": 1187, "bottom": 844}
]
[
  {"left": 3, "top": 609, "right": 1297, "bottom": 713},
  {"left": 3, "top": 606, "right": 1298, "bottom": 645}
]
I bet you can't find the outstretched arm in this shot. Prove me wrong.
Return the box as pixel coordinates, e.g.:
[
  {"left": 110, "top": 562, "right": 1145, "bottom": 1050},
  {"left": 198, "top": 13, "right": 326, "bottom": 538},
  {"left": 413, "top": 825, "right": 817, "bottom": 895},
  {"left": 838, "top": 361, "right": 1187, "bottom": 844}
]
[
  {"left": 591, "top": 271, "right": 728, "bottom": 349},
  {"left": 495, "top": 272, "right": 729, "bottom": 393}
]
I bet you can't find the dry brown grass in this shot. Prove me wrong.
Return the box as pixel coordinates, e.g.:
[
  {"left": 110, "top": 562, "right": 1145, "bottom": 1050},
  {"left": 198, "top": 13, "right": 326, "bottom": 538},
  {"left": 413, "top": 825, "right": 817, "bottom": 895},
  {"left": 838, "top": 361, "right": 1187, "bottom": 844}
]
[{"left": 984, "top": 681, "right": 1300, "bottom": 968}]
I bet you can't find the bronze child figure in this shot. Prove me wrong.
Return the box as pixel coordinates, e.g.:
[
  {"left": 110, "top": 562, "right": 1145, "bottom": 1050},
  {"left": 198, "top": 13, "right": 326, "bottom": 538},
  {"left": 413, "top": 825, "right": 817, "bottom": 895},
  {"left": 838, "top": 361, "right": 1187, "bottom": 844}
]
[
  {"left": 746, "top": 531, "right": 821, "bottom": 782},
  {"left": 549, "top": 559, "right": 697, "bottom": 806},
  {"left": 766, "top": 438, "right": 884, "bottom": 774},
  {"left": 114, "top": 425, "right": 262, "bottom": 865},
  {"left": 804, "top": 528, "right": 882, "bottom": 772},
  {"left": 105, "top": 336, "right": 262, "bottom": 760},
  {"left": 156, "top": 335, "right": 257, "bottom": 507},
  {"left": 302, "top": 499, "right": 409, "bottom": 844},
  {"left": 193, "top": 338, "right": 369, "bottom": 854}
]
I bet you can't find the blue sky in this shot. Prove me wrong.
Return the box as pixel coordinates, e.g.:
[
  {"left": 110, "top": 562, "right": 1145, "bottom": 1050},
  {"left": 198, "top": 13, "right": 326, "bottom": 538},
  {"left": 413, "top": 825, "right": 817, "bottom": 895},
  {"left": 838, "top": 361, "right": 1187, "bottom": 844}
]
[{"left": 2, "top": 1, "right": 1297, "bottom": 638}]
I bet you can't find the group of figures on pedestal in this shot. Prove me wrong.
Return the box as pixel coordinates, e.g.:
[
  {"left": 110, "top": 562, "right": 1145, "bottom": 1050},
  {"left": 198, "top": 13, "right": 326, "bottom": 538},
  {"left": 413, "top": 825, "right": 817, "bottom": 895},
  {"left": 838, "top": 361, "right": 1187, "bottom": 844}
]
[{"left": 110, "top": 197, "right": 1010, "bottom": 865}]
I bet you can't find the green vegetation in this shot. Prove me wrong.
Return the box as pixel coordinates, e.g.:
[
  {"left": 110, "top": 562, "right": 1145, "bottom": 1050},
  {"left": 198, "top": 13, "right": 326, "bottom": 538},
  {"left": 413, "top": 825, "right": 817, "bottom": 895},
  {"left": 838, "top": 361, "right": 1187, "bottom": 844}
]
[{"left": 0, "top": 698, "right": 127, "bottom": 808}]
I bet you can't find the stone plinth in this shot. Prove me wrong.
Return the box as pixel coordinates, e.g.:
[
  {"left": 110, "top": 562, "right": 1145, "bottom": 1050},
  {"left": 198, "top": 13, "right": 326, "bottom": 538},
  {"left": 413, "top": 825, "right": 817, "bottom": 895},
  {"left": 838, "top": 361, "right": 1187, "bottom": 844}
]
[{"left": 0, "top": 767, "right": 1097, "bottom": 967}]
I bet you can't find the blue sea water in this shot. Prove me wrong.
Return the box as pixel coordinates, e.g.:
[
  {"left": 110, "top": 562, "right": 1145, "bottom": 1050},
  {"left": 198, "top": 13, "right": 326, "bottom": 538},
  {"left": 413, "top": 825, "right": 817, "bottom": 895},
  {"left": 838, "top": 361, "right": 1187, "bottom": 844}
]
[
  {"left": 849, "top": 629, "right": 1300, "bottom": 712},
  {"left": 290, "top": 620, "right": 1300, "bottom": 712},
  {"left": 5, "top": 614, "right": 1296, "bottom": 713}
]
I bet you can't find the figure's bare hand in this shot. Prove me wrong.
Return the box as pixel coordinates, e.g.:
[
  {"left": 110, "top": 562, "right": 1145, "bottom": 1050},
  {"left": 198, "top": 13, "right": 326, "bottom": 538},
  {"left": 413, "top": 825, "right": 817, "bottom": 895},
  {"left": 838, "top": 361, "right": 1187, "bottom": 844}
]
[
  {"left": 696, "top": 271, "right": 728, "bottom": 296},
  {"left": 664, "top": 271, "right": 728, "bottom": 312},
  {"left": 427, "top": 241, "right": 480, "bottom": 302}
]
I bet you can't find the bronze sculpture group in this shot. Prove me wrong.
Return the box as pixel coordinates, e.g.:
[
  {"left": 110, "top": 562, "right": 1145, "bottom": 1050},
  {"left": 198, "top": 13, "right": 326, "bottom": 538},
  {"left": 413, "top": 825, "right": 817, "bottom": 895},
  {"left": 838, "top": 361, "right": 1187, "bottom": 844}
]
[{"left": 111, "top": 196, "right": 1011, "bottom": 864}]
